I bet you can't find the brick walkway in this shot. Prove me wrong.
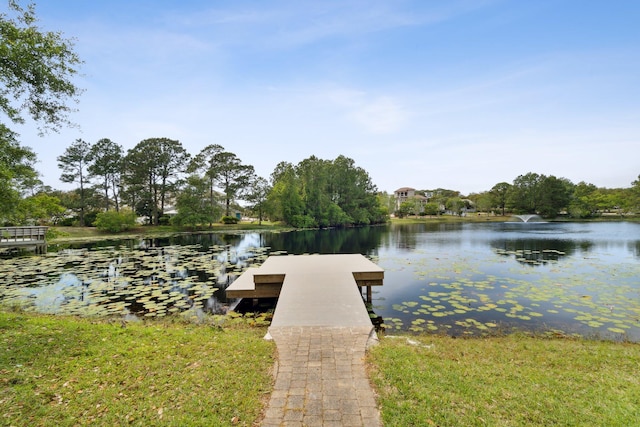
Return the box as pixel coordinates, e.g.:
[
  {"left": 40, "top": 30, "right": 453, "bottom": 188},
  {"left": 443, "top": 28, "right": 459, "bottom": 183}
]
[{"left": 261, "top": 326, "right": 382, "bottom": 427}]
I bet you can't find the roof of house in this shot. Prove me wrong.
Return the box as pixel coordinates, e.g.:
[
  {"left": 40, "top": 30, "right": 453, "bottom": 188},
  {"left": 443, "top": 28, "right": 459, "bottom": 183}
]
[{"left": 394, "top": 187, "right": 415, "bottom": 192}]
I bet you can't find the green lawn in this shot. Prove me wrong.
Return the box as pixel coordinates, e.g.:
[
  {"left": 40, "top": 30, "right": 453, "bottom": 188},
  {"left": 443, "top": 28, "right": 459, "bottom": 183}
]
[
  {"left": 3, "top": 310, "right": 639, "bottom": 426},
  {"left": 48, "top": 222, "right": 290, "bottom": 243},
  {"left": 0, "top": 311, "right": 275, "bottom": 426},
  {"left": 367, "top": 334, "right": 640, "bottom": 426}
]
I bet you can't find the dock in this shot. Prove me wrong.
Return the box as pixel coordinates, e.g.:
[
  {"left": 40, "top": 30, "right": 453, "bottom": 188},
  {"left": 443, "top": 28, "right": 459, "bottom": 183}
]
[
  {"left": 229, "top": 254, "right": 384, "bottom": 426},
  {"left": 0, "top": 226, "right": 48, "bottom": 254},
  {"left": 226, "top": 253, "right": 383, "bottom": 304}
]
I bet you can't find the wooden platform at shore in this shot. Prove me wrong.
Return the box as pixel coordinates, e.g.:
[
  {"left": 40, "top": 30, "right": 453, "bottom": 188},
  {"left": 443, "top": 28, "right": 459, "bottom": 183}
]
[
  {"left": 227, "top": 254, "right": 384, "bottom": 327},
  {"left": 0, "top": 226, "right": 48, "bottom": 254}
]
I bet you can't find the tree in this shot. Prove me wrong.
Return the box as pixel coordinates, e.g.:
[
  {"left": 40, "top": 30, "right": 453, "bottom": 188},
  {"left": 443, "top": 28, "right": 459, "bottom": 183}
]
[
  {"left": 119, "top": 152, "right": 146, "bottom": 222},
  {"left": 1, "top": 1, "right": 82, "bottom": 136},
  {"left": 469, "top": 191, "right": 493, "bottom": 214},
  {"left": 215, "top": 152, "right": 254, "bottom": 217},
  {"left": 423, "top": 202, "right": 440, "bottom": 216},
  {"left": 188, "top": 144, "right": 224, "bottom": 227},
  {"left": 538, "top": 176, "right": 573, "bottom": 218},
  {"left": 57, "top": 138, "right": 91, "bottom": 225},
  {"left": 93, "top": 209, "right": 136, "bottom": 233},
  {"left": 507, "top": 172, "right": 573, "bottom": 218},
  {"left": 267, "top": 155, "right": 386, "bottom": 228},
  {"left": 397, "top": 200, "right": 414, "bottom": 218},
  {"left": 123, "top": 138, "right": 189, "bottom": 225},
  {"left": 508, "top": 173, "right": 544, "bottom": 214},
  {"left": 630, "top": 175, "right": 640, "bottom": 213},
  {"left": 0, "top": 126, "right": 37, "bottom": 222},
  {"left": 14, "top": 192, "right": 64, "bottom": 225},
  {"left": 297, "top": 156, "right": 332, "bottom": 227},
  {"left": 377, "top": 192, "right": 395, "bottom": 217},
  {"left": 569, "top": 181, "right": 599, "bottom": 218},
  {"left": 266, "top": 161, "right": 304, "bottom": 225},
  {"left": 328, "top": 155, "right": 381, "bottom": 225},
  {"left": 245, "top": 175, "right": 270, "bottom": 224},
  {"left": 88, "top": 138, "right": 123, "bottom": 211},
  {"left": 188, "top": 145, "right": 254, "bottom": 219},
  {"left": 172, "top": 175, "right": 220, "bottom": 228},
  {"left": 490, "top": 182, "right": 511, "bottom": 216},
  {"left": 446, "top": 197, "right": 465, "bottom": 216}
]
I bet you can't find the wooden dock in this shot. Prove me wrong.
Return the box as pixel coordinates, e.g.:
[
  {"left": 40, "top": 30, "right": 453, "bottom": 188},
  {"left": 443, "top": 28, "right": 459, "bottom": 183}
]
[
  {"left": 0, "top": 226, "right": 48, "bottom": 254},
  {"left": 226, "top": 253, "right": 383, "bottom": 308},
  {"left": 237, "top": 254, "right": 385, "bottom": 425}
]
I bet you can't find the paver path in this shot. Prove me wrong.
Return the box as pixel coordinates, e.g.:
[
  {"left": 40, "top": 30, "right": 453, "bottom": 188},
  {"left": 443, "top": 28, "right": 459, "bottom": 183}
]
[{"left": 261, "top": 326, "right": 382, "bottom": 427}]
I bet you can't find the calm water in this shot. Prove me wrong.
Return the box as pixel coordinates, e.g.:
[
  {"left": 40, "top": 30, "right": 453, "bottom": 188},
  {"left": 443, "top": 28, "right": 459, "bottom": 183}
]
[
  {"left": 371, "top": 222, "right": 640, "bottom": 340},
  {"left": 1, "top": 221, "right": 639, "bottom": 340}
]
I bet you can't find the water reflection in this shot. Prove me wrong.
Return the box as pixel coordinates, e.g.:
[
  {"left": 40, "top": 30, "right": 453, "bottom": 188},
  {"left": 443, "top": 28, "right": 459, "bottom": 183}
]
[
  {"left": 491, "top": 239, "right": 574, "bottom": 265},
  {"left": 262, "top": 226, "right": 385, "bottom": 255},
  {"left": 374, "top": 221, "right": 640, "bottom": 341}
]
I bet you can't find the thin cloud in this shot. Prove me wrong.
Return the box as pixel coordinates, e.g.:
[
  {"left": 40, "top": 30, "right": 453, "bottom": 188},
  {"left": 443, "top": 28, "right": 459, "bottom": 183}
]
[
  {"left": 350, "top": 97, "right": 408, "bottom": 134},
  {"left": 164, "top": 0, "right": 496, "bottom": 50},
  {"left": 321, "top": 86, "right": 409, "bottom": 133}
]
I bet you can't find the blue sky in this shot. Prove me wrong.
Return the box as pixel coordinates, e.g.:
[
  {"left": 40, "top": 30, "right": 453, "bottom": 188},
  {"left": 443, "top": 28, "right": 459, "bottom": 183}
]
[{"left": 16, "top": 0, "right": 640, "bottom": 194}]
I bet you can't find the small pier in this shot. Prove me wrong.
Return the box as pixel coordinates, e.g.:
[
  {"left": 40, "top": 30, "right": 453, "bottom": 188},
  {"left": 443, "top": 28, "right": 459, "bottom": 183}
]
[
  {"left": 0, "top": 226, "right": 48, "bottom": 254},
  {"left": 226, "top": 253, "right": 383, "bottom": 306},
  {"left": 229, "top": 254, "right": 384, "bottom": 426}
]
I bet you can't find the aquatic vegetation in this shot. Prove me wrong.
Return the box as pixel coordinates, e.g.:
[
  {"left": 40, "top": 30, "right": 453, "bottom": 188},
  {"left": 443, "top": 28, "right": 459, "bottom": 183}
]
[
  {"left": 381, "top": 247, "right": 640, "bottom": 341},
  {"left": 0, "top": 241, "right": 273, "bottom": 319},
  {"left": 2, "top": 223, "right": 639, "bottom": 342}
]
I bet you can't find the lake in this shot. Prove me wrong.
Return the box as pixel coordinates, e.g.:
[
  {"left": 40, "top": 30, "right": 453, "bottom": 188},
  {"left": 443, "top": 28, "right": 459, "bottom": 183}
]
[{"left": 1, "top": 221, "right": 639, "bottom": 341}]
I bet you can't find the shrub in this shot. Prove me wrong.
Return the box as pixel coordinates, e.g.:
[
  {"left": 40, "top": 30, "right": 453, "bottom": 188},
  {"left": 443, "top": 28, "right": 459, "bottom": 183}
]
[
  {"left": 83, "top": 210, "right": 100, "bottom": 227},
  {"left": 59, "top": 216, "right": 76, "bottom": 226},
  {"left": 94, "top": 209, "right": 137, "bottom": 233},
  {"left": 221, "top": 216, "right": 238, "bottom": 224},
  {"left": 290, "top": 214, "right": 316, "bottom": 228}
]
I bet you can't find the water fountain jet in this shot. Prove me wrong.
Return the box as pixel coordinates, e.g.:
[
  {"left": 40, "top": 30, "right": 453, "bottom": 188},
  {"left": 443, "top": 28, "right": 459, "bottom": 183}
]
[{"left": 512, "top": 214, "right": 544, "bottom": 223}]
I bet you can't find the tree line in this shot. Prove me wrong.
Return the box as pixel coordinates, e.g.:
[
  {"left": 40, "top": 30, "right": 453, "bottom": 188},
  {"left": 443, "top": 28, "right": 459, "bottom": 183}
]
[
  {"left": 484, "top": 173, "right": 640, "bottom": 218},
  {"left": 391, "top": 172, "right": 640, "bottom": 219},
  {"left": 1, "top": 134, "right": 389, "bottom": 229},
  {"left": 4, "top": 131, "right": 640, "bottom": 228}
]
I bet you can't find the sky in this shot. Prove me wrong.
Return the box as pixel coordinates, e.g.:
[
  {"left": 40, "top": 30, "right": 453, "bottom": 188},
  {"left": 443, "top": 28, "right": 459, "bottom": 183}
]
[{"left": 12, "top": 0, "right": 640, "bottom": 195}]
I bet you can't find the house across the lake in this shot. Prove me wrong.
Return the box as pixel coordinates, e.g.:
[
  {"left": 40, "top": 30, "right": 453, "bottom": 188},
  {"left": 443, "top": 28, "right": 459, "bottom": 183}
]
[{"left": 394, "top": 187, "right": 429, "bottom": 213}]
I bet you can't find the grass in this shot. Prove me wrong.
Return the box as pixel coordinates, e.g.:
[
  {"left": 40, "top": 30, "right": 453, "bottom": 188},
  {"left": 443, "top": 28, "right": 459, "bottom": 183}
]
[
  {"left": 367, "top": 334, "right": 640, "bottom": 426},
  {"left": 390, "top": 215, "right": 640, "bottom": 224},
  {"left": 48, "top": 222, "right": 291, "bottom": 243},
  {"left": 390, "top": 215, "right": 513, "bottom": 224},
  {"left": 0, "top": 310, "right": 275, "bottom": 426},
  {"left": 2, "top": 310, "right": 640, "bottom": 426}
]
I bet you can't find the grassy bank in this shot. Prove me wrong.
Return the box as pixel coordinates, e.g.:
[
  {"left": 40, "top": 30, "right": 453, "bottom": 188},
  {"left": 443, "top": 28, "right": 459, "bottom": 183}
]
[
  {"left": 368, "top": 334, "right": 640, "bottom": 426},
  {"left": 391, "top": 214, "right": 640, "bottom": 224},
  {"left": 390, "top": 215, "right": 513, "bottom": 223},
  {"left": 0, "top": 311, "right": 275, "bottom": 426},
  {"left": 3, "top": 311, "right": 639, "bottom": 426},
  {"left": 48, "top": 222, "right": 291, "bottom": 244}
]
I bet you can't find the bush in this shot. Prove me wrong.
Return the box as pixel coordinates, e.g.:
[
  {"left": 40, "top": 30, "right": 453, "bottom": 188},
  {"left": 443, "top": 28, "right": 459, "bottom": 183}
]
[
  {"left": 290, "top": 214, "right": 316, "bottom": 228},
  {"left": 83, "top": 210, "right": 100, "bottom": 227},
  {"left": 59, "top": 216, "right": 76, "bottom": 226},
  {"left": 94, "top": 209, "right": 137, "bottom": 233},
  {"left": 221, "top": 216, "right": 238, "bottom": 224}
]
